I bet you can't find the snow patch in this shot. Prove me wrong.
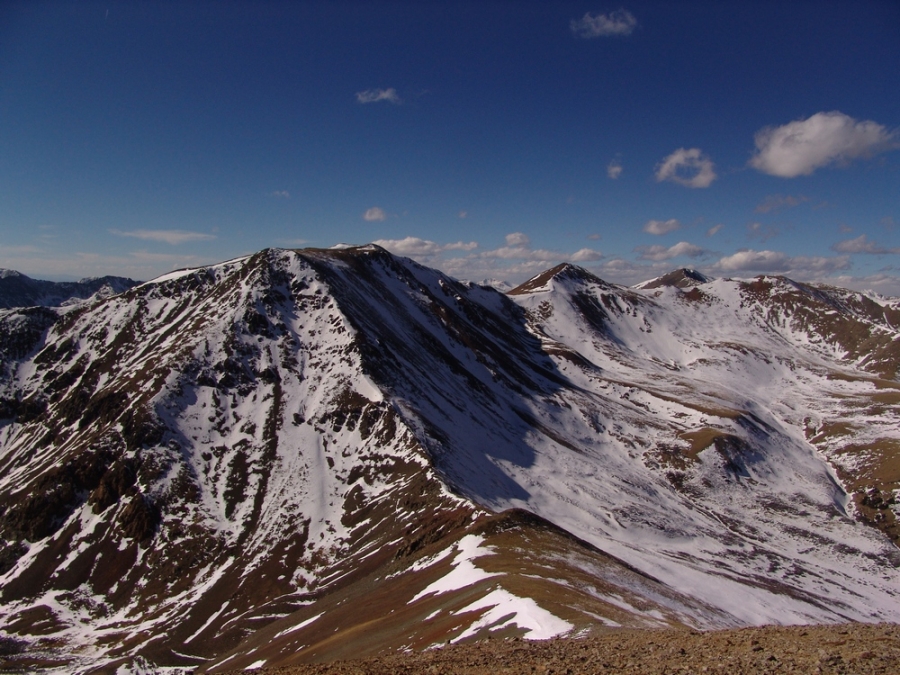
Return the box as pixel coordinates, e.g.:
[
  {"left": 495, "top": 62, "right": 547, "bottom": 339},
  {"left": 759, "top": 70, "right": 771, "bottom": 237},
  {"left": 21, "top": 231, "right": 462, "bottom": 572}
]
[
  {"left": 409, "top": 535, "right": 500, "bottom": 603},
  {"left": 452, "top": 588, "right": 573, "bottom": 641}
]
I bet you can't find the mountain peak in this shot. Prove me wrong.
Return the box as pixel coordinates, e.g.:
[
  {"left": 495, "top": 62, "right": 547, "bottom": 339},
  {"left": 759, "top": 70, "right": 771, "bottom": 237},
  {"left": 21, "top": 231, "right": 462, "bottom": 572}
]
[
  {"left": 2, "top": 248, "right": 900, "bottom": 672},
  {"left": 637, "top": 268, "right": 712, "bottom": 290},
  {"left": 508, "top": 263, "right": 604, "bottom": 295}
]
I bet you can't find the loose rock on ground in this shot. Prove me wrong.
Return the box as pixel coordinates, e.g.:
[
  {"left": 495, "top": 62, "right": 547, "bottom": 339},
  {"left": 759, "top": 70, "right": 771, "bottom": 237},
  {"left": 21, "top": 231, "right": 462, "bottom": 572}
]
[{"left": 231, "top": 622, "right": 900, "bottom": 675}]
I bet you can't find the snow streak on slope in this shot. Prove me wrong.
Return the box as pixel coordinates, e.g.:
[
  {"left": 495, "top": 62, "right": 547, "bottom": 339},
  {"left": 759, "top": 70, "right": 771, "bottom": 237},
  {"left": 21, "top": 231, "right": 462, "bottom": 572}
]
[
  {"left": 0, "top": 249, "right": 473, "bottom": 672},
  {"left": 254, "top": 251, "right": 900, "bottom": 625},
  {"left": 1, "top": 248, "right": 899, "bottom": 673},
  {"left": 501, "top": 265, "right": 900, "bottom": 624}
]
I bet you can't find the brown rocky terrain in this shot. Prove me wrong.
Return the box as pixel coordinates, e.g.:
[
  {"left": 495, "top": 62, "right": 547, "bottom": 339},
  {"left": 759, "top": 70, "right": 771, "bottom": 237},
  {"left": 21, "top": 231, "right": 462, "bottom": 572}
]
[
  {"left": 229, "top": 623, "right": 900, "bottom": 675},
  {"left": 3, "top": 250, "right": 900, "bottom": 673}
]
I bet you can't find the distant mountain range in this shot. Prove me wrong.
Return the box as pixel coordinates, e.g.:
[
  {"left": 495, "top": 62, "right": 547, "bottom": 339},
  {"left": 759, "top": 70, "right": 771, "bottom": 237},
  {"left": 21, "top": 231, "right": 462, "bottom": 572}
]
[
  {"left": 0, "top": 247, "right": 898, "bottom": 674},
  {"left": 0, "top": 269, "right": 139, "bottom": 309}
]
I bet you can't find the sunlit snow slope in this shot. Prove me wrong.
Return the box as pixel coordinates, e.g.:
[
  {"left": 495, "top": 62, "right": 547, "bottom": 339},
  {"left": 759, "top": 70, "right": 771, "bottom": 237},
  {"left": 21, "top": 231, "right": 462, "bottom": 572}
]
[{"left": 0, "top": 247, "right": 898, "bottom": 674}]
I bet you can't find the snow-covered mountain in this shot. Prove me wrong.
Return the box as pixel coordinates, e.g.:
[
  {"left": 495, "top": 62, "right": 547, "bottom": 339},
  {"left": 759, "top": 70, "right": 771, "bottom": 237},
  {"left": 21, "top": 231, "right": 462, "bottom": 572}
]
[
  {"left": 0, "top": 270, "right": 140, "bottom": 309},
  {"left": 0, "top": 248, "right": 898, "bottom": 674}
]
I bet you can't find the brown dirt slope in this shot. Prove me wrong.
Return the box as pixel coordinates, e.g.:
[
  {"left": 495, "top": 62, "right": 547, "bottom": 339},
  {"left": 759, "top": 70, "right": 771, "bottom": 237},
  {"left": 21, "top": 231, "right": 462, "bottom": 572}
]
[{"left": 231, "top": 623, "right": 900, "bottom": 675}]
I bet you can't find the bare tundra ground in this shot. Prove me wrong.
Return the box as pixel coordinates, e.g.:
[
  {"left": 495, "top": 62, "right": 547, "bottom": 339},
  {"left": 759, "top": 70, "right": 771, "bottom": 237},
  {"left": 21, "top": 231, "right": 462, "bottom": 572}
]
[{"left": 230, "top": 623, "right": 900, "bottom": 675}]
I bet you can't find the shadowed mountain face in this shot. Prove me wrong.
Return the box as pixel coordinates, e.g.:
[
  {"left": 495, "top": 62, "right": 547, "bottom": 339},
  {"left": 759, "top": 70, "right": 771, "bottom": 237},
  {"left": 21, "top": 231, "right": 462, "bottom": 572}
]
[
  {"left": 0, "top": 247, "right": 898, "bottom": 674},
  {"left": 0, "top": 270, "right": 139, "bottom": 309}
]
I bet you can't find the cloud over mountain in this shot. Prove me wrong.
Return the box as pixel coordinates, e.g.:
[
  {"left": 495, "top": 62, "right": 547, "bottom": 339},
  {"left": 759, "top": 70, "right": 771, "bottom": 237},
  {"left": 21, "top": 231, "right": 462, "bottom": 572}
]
[
  {"left": 635, "top": 241, "right": 707, "bottom": 261},
  {"left": 715, "top": 248, "right": 849, "bottom": 275},
  {"left": 373, "top": 237, "right": 477, "bottom": 258},
  {"left": 109, "top": 229, "right": 217, "bottom": 245},
  {"left": 832, "top": 234, "right": 900, "bottom": 255}
]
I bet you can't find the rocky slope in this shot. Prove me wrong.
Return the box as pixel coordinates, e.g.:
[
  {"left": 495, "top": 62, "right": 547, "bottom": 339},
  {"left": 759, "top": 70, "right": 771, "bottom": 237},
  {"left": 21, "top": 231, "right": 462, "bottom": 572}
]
[
  {"left": 216, "top": 623, "right": 900, "bottom": 675},
  {"left": 0, "top": 247, "right": 897, "bottom": 674}
]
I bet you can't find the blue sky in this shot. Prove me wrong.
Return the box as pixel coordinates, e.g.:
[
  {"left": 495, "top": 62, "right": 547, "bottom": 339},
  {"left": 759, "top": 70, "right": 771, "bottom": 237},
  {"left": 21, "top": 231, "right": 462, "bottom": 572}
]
[{"left": 1, "top": 1, "right": 899, "bottom": 293}]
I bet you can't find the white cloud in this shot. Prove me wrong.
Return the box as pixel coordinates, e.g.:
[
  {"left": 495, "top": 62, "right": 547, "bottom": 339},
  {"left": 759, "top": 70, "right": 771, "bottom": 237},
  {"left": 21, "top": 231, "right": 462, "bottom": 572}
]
[
  {"left": 655, "top": 148, "right": 717, "bottom": 188},
  {"left": 831, "top": 234, "right": 900, "bottom": 255},
  {"left": 374, "top": 237, "right": 477, "bottom": 257},
  {"left": 363, "top": 207, "right": 387, "bottom": 222},
  {"left": 571, "top": 248, "right": 604, "bottom": 262},
  {"left": 714, "top": 249, "right": 849, "bottom": 275},
  {"left": 607, "top": 159, "right": 623, "bottom": 179},
  {"left": 356, "top": 88, "right": 402, "bottom": 104},
  {"left": 109, "top": 229, "right": 216, "bottom": 245},
  {"left": 635, "top": 241, "right": 706, "bottom": 261},
  {"left": 707, "top": 224, "right": 723, "bottom": 237},
  {"left": 570, "top": 9, "right": 637, "bottom": 38},
  {"left": 478, "top": 233, "right": 601, "bottom": 264},
  {"left": 749, "top": 111, "right": 898, "bottom": 178},
  {"left": 643, "top": 219, "right": 680, "bottom": 235},
  {"left": 458, "top": 210, "right": 468, "bottom": 219},
  {"left": 828, "top": 272, "right": 900, "bottom": 297},
  {"left": 378, "top": 231, "right": 603, "bottom": 284},
  {"left": 445, "top": 241, "right": 479, "bottom": 252},
  {"left": 716, "top": 249, "right": 789, "bottom": 272},
  {"left": 270, "top": 190, "right": 290, "bottom": 199},
  {"left": 505, "top": 232, "right": 530, "bottom": 247},
  {"left": 786, "top": 255, "right": 852, "bottom": 274}
]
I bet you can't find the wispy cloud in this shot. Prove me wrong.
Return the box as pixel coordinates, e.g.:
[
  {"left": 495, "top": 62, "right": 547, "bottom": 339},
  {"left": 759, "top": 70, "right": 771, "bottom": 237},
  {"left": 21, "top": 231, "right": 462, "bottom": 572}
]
[
  {"left": 473, "top": 233, "right": 603, "bottom": 266},
  {"left": 634, "top": 241, "right": 707, "bottom": 261},
  {"left": 749, "top": 111, "right": 898, "bottom": 178},
  {"left": 746, "top": 222, "right": 780, "bottom": 242},
  {"left": 655, "top": 148, "right": 717, "bottom": 188},
  {"left": 714, "top": 249, "right": 849, "bottom": 275},
  {"left": 374, "top": 232, "right": 602, "bottom": 285},
  {"left": 270, "top": 190, "right": 290, "bottom": 199},
  {"left": 828, "top": 272, "right": 900, "bottom": 297},
  {"left": 755, "top": 194, "right": 808, "bottom": 213},
  {"left": 707, "top": 224, "right": 723, "bottom": 237},
  {"left": 643, "top": 219, "right": 680, "bottom": 235},
  {"left": 570, "top": 9, "right": 637, "bottom": 38},
  {"left": 0, "top": 244, "right": 42, "bottom": 255},
  {"left": 373, "top": 237, "right": 477, "bottom": 258},
  {"left": 607, "top": 158, "right": 623, "bottom": 179},
  {"left": 356, "top": 88, "right": 402, "bottom": 104},
  {"left": 831, "top": 234, "right": 900, "bottom": 255},
  {"left": 473, "top": 233, "right": 600, "bottom": 263},
  {"left": 363, "top": 207, "right": 387, "bottom": 222},
  {"left": 109, "top": 229, "right": 216, "bottom": 245},
  {"left": 0, "top": 249, "right": 212, "bottom": 282}
]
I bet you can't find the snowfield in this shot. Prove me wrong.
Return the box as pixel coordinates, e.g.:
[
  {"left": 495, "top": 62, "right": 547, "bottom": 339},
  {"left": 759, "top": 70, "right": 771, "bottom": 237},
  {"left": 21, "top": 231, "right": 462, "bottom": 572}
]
[{"left": 0, "top": 247, "right": 898, "bottom": 673}]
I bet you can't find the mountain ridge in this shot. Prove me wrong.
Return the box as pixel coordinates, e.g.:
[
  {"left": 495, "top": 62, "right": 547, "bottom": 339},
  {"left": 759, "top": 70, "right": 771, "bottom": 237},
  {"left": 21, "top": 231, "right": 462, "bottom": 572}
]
[
  {"left": 0, "top": 269, "right": 140, "bottom": 310},
  {"left": 0, "top": 246, "right": 898, "bottom": 673}
]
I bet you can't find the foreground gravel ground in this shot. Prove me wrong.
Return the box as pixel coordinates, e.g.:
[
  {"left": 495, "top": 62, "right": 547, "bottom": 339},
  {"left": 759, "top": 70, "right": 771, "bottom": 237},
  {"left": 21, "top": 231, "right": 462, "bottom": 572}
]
[{"left": 234, "top": 623, "right": 900, "bottom": 675}]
